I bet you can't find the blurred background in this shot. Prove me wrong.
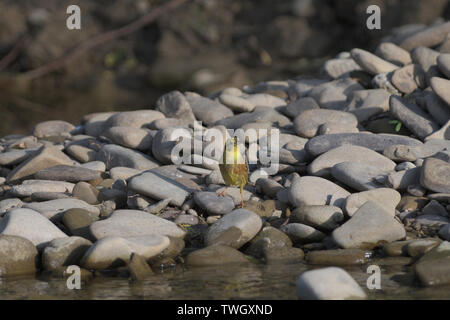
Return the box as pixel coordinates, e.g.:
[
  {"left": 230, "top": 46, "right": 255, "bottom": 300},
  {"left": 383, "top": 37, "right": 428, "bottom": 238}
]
[{"left": 0, "top": 0, "right": 449, "bottom": 136}]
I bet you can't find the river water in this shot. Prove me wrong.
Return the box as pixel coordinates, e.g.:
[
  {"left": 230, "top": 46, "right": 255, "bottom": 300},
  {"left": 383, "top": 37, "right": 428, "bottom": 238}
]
[{"left": 1, "top": 261, "right": 449, "bottom": 300}]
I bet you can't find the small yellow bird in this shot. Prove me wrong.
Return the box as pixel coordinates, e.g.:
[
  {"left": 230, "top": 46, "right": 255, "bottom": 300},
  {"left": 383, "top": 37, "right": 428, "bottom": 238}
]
[{"left": 219, "top": 137, "right": 249, "bottom": 208}]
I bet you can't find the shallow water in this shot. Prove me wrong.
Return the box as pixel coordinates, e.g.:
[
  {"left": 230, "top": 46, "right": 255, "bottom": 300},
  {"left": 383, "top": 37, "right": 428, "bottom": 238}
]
[{"left": 1, "top": 261, "right": 449, "bottom": 300}]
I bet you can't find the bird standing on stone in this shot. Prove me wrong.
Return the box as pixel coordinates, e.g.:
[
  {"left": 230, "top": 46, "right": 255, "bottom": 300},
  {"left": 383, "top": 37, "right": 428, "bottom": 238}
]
[{"left": 219, "top": 137, "right": 248, "bottom": 208}]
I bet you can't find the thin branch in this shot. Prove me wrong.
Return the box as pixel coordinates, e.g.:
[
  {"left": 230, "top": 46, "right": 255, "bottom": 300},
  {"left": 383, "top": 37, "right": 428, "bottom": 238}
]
[
  {"left": 22, "top": 0, "right": 189, "bottom": 80},
  {"left": 0, "top": 35, "right": 31, "bottom": 72}
]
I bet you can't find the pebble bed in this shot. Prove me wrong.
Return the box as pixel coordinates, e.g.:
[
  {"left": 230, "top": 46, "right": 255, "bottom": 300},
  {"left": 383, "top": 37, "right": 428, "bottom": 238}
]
[{"left": 1, "top": 21, "right": 450, "bottom": 300}]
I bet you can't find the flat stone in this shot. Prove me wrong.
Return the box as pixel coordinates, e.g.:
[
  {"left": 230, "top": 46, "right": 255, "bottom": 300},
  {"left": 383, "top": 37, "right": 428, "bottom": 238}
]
[
  {"left": 407, "top": 238, "right": 442, "bottom": 257},
  {"left": 205, "top": 209, "right": 262, "bottom": 249},
  {"left": 288, "top": 176, "right": 350, "bottom": 209},
  {"left": 244, "top": 226, "right": 292, "bottom": 259},
  {"left": 290, "top": 205, "right": 344, "bottom": 231},
  {"left": 9, "top": 180, "right": 75, "bottom": 197},
  {"left": 33, "top": 120, "right": 75, "bottom": 139},
  {"left": 83, "top": 112, "right": 118, "bottom": 137},
  {"left": 422, "top": 200, "right": 448, "bottom": 217},
  {"left": 420, "top": 157, "right": 450, "bottom": 193},
  {"left": 97, "top": 144, "right": 160, "bottom": 170},
  {"left": 344, "top": 188, "right": 401, "bottom": 217},
  {"left": 103, "top": 110, "right": 165, "bottom": 129},
  {"left": 0, "top": 149, "right": 37, "bottom": 166},
  {"left": 386, "top": 167, "right": 421, "bottom": 190},
  {"left": 331, "top": 201, "right": 406, "bottom": 249},
  {"left": 308, "top": 145, "right": 396, "bottom": 177},
  {"left": 297, "top": 267, "right": 367, "bottom": 300},
  {"left": 255, "top": 178, "right": 284, "bottom": 198},
  {"left": 382, "top": 240, "right": 414, "bottom": 257},
  {"left": 109, "top": 167, "right": 142, "bottom": 181},
  {"left": 389, "top": 95, "right": 440, "bottom": 139},
  {"left": 81, "top": 235, "right": 170, "bottom": 270},
  {"left": 280, "top": 223, "right": 326, "bottom": 244},
  {"left": 219, "top": 93, "right": 255, "bottom": 113},
  {"left": 414, "top": 241, "right": 450, "bottom": 286},
  {"left": 0, "top": 208, "right": 68, "bottom": 249},
  {"left": 306, "top": 249, "right": 369, "bottom": 265},
  {"left": 79, "top": 161, "right": 106, "bottom": 172},
  {"left": 42, "top": 236, "right": 92, "bottom": 270},
  {"left": 102, "top": 126, "right": 153, "bottom": 151},
  {"left": 34, "top": 165, "right": 101, "bottom": 182},
  {"left": 90, "top": 209, "right": 186, "bottom": 240},
  {"left": 331, "top": 162, "right": 389, "bottom": 191},
  {"left": 375, "top": 42, "right": 412, "bottom": 66},
  {"left": 65, "top": 144, "right": 97, "bottom": 163},
  {"left": 411, "top": 47, "right": 442, "bottom": 82},
  {"left": 23, "top": 198, "right": 99, "bottom": 220},
  {"left": 0, "top": 235, "right": 38, "bottom": 277},
  {"left": 185, "top": 245, "right": 249, "bottom": 267},
  {"left": 430, "top": 76, "right": 450, "bottom": 106},
  {"left": 345, "top": 89, "right": 391, "bottom": 121},
  {"left": 215, "top": 107, "right": 290, "bottom": 129},
  {"left": 128, "top": 171, "right": 192, "bottom": 207},
  {"left": 400, "top": 21, "right": 450, "bottom": 51},
  {"left": 294, "top": 109, "right": 358, "bottom": 138},
  {"left": 323, "top": 58, "right": 362, "bottom": 79},
  {"left": 185, "top": 94, "right": 233, "bottom": 126},
  {"left": 284, "top": 97, "right": 320, "bottom": 118},
  {"left": 305, "top": 133, "right": 422, "bottom": 157},
  {"left": 0, "top": 198, "right": 23, "bottom": 216},
  {"left": 7, "top": 146, "right": 75, "bottom": 182},
  {"left": 351, "top": 48, "right": 398, "bottom": 75},
  {"left": 415, "top": 214, "right": 449, "bottom": 227},
  {"left": 245, "top": 93, "right": 286, "bottom": 108},
  {"left": 151, "top": 127, "right": 191, "bottom": 164},
  {"left": 437, "top": 53, "right": 450, "bottom": 78},
  {"left": 30, "top": 192, "right": 71, "bottom": 202},
  {"left": 307, "top": 78, "right": 364, "bottom": 110},
  {"left": 193, "top": 191, "right": 234, "bottom": 215}
]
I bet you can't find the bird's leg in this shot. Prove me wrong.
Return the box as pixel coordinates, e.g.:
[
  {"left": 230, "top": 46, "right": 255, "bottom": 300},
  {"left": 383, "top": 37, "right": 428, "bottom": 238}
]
[
  {"left": 217, "top": 188, "right": 227, "bottom": 197},
  {"left": 239, "top": 185, "right": 244, "bottom": 208}
]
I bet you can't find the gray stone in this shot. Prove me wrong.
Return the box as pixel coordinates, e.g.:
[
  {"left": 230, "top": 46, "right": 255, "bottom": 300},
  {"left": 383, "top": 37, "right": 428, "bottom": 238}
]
[
  {"left": 205, "top": 209, "right": 262, "bottom": 249},
  {"left": 9, "top": 180, "right": 75, "bottom": 197},
  {"left": 351, "top": 48, "right": 398, "bottom": 75},
  {"left": 407, "top": 238, "right": 442, "bottom": 257},
  {"left": 430, "top": 76, "right": 450, "bottom": 106},
  {"left": 331, "top": 201, "right": 406, "bottom": 249},
  {"left": 34, "top": 165, "right": 101, "bottom": 182},
  {"left": 331, "top": 162, "right": 389, "bottom": 191},
  {"left": 0, "top": 235, "right": 38, "bottom": 277},
  {"left": 0, "top": 198, "right": 23, "bottom": 216},
  {"left": 65, "top": 144, "right": 97, "bottom": 163},
  {"left": 400, "top": 22, "right": 450, "bottom": 51},
  {"left": 345, "top": 188, "right": 401, "bottom": 217},
  {"left": 306, "top": 249, "right": 369, "bottom": 265},
  {"left": 284, "top": 97, "right": 319, "bottom": 118},
  {"left": 280, "top": 223, "right": 326, "bottom": 244},
  {"left": 185, "top": 94, "right": 233, "bottom": 126},
  {"left": 288, "top": 176, "right": 350, "bottom": 209},
  {"left": 255, "top": 178, "right": 284, "bottom": 198},
  {"left": 420, "top": 157, "right": 450, "bottom": 193},
  {"left": 7, "top": 146, "right": 75, "bottom": 182},
  {"left": 102, "top": 126, "right": 153, "bottom": 151},
  {"left": 193, "top": 192, "right": 235, "bottom": 215},
  {"left": 294, "top": 109, "right": 358, "bottom": 138},
  {"left": 375, "top": 42, "right": 412, "bottom": 66},
  {"left": 323, "top": 58, "right": 362, "bottom": 79},
  {"left": 128, "top": 171, "right": 192, "bottom": 207},
  {"left": 389, "top": 95, "right": 439, "bottom": 139},
  {"left": 391, "top": 64, "right": 426, "bottom": 94},
  {"left": 411, "top": 47, "right": 442, "bottom": 83},
  {"left": 414, "top": 241, "right": 450, "bottom": 286},
  {"left": 345, "top": 89, "right": 391, "bottom": 122},
  {"left": 23, "top": 198, "right": 100, "bottom": 220},
  {"left": 219, "top": 93, "right": 255, "bottom": 113},
  {"left": 42, "top": 236, "right": 92, "bottom": 270},
  {"left": 305, "top": 133, "right": 422, "bottom": 157},
  {"left": 81, "top": 235, "right": 170, "bottom": 270},
  {"left": 437, "top": 53, "right": 450, "bottom": 78},
  {"left": 97, "top": 144, "right": 159, "bottom": 170},
  {"left": 156, "top": 90, "right": 196, "bottom": 125},
  {"left": 215, "top": 107, "right": 290, "bottom": 129},
  {"left": 62, "top": 208, "right": 99, "bottom": 240},
  {"left": 308, "top": 145, "right": 396, "bottom": 177},
  {"left": 103, "top": 110, "right": 165, "bottom": 129},
  {"left": 72, "top": 182, "right": 100, "bottom": 205},
  {"left": 33, "top": 120, "right": 75, "bottom": 139},
  {"left": 0, "top": 208, "right": 68, "bottom": 249},
  {"left": 297, "top": 267, "right": 367, "bottom": 300},
  {"left": 425, "top": 92, "right": 450, "bottom": 126},
  {"left": 0, "top": 149, "right": 37, "bottom": 166},
  {"left": 290, "top": 205, "right": 344, "bottom": 231},
  {"left": 90, "top": 209, "right": 186, "bottom": 240},
  {"left": 307, "top": 78, "right": 364, "bottom": 110}
]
